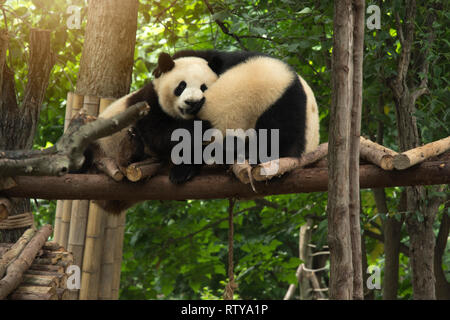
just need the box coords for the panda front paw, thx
[169,164,200,184]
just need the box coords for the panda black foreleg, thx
[169,163,201,184]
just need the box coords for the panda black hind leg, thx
[254,76,307,160]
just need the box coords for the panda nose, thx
[184,98,205,115]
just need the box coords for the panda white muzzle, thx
[180,97,205,116]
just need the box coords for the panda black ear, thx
[208,55,223,75]
[153,52,175,78]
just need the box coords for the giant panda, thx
[93,50,319,212]
[95,52,218,185]
[168,50,320,168]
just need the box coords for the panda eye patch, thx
[174,81,186,96]
[200,84,208,92]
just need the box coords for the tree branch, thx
[202,0,248,50]
[2,158,449,201]
[0,102,150,176]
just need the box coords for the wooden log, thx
[14,285,56,295]
[0,228,36,278]
[25,270,67,287]
[38,250,73,261]
[32,258,72,269]
[0,198,12,222]
[57,288,69,300]
[29,264,64,273]
[9,291,57,300]
[0,247,8,256]
[126,160,162,182]
[3,158,450,200]
[0,177,17,191]
[393,136,450,170]
[43,241,65,251]
[231,161,252,184]
[359,136,398,170]
[0,225,53,299]
[95,157,124,181]
[22,274,58,288]
[33,256,59,265]
[252,143,329,181]
[80,202,105,300]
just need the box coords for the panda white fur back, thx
[198,56,295,133]
[298,75,320,153]
[197,56,319,154]
[174,51,320,160]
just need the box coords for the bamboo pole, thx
[83,95,100,116]
[67,200,89,267]
[58,200,72,249]
[64,92,74,132]
[73,95,102,300]
[111,211,126,300]
[54,93,74,244]
[98,213,117,300]
[98,97,126,300]
[79,202,106,300]
[394,136,450,170]
[55,93,84,246]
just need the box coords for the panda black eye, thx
[174,81,186,96]
[200,84,208,92]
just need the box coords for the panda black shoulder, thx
[171,50,265,75]
[125,82,159,109]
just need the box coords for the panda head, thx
[152,53,218,120]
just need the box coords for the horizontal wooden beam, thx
[2,160,449,201]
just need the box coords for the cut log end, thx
[393,154,412,170]
[231,162,252,185]
[94,157,124,182]
[380,155,395,171]
[125,160,162,182]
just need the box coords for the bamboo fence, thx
[53,93,125,300]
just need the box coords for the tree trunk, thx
[73,0,139,300]
[382,191,405,300]
[327,0,354,300]
[349,0,365,300]
[388,0,443,300]
[76,0,138,98]
[434,203,450,300]
[0,29,54,242]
